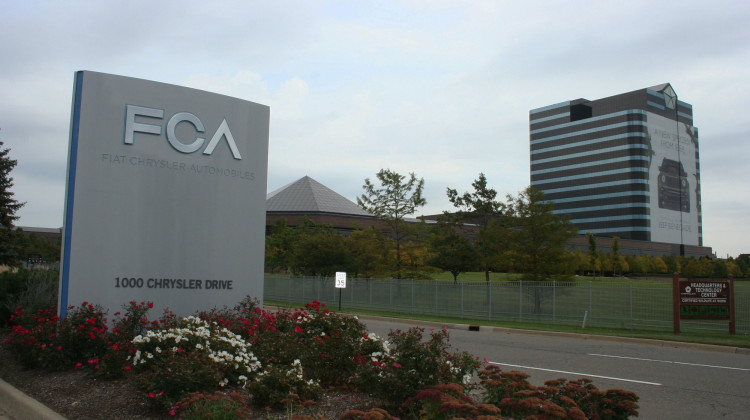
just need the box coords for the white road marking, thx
[488,361,662,386]
[588,353,750,371]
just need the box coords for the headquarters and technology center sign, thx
[60,71,269,318]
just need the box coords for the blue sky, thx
[1,0,749,257]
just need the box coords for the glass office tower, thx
[529,84,702,247]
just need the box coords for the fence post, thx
[553,281,556,324]
[411,279,414,314]
[389,279,393,312]
[629,281,633,330]
[461,281,464,319]
[488,281,492,321]
[672,272,680,335]
[588,280,592,327]
[519,280,523,322]
[434,279,438,316]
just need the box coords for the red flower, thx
[124,366,131,371]
[294,326,303,333]
[148,392,156,398]
[392,363,402,368]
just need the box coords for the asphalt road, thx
[361,317,750,419]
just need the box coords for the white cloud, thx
[3,0,750,257]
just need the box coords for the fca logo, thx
[124,105,242,160]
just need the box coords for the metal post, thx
[461,281,464,319]
[410,279,414,314]
[588,280,592,327]
[519,280,523,322]
[629,281,633,330]
[434,279,438,316]
[553,281,556,324]
[729,275,736,335]
[672,272,681,335]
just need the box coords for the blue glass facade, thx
[530,84,702,246]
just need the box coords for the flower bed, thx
[3,297,639,419]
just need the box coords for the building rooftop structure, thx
[265,176,382,233]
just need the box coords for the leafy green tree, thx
[345,226,390,278]
[14,229,61,264]
[507,186,577,313]
[446,173,506,282]
[610,236,621,276]
[293,219,350,277]
[357,169,426,279]
[587,233,598,277]
[428,222,480,283]
[265,219,300,273]
[727,260,743,278]
[709,259,728,278]
[650,256,668,274]
[0,140,25,266]
[681,258,701,277]
[661,255,679,274]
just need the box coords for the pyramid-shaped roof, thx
[267,176,373,217]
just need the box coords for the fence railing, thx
[264,276,749,335]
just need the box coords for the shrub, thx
[174,391,253,419]
[246,359,322,408]
[130,316,262,409]
[3,305,60,369]
[353,327,481,410]
[402,383,503,420]
[293,301,385,387]
[55,302,109,369]
[479,365,639,419]
[0,268,58,326]
[339,407,399,420]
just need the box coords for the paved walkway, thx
[0,378,65,420]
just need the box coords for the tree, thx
[293,218,350,277]
[428,222,480,283]
[507,186,577,313]
[357,169,426,279]
[587,233,598,278]
[610,236,621,276]
[345,226,390,278]
[264,219,300,273]
[446,173,506,282]
[0,139,25,266]
[14,229,61,264]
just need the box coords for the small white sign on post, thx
[335,272,347,288]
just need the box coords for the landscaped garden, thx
[2,293,640,419]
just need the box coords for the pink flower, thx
[74,362,83,369]
[392,363,402,368]
[124,366,131,371]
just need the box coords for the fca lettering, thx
[124,105,242,160]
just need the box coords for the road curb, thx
[344,311,749,354]
[0,378,66,420]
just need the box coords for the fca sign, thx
[124,105,242,160]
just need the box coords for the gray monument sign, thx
[60,71,269,318]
